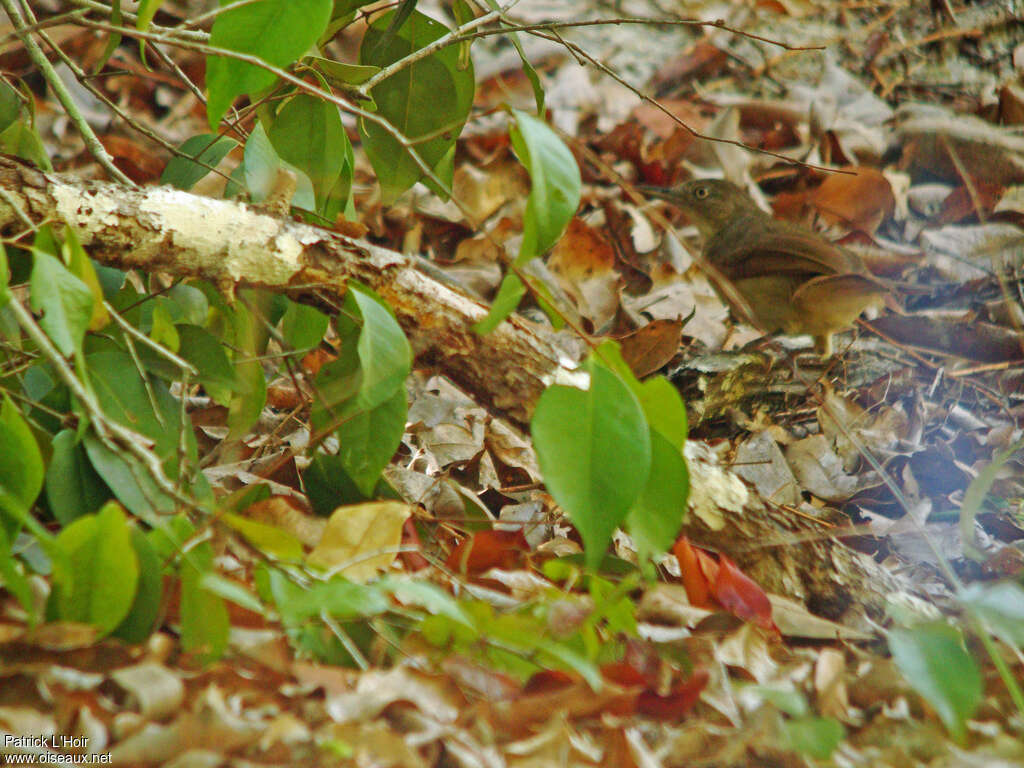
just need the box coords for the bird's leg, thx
[813,333,834,357]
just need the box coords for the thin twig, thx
[357,1,521,97]
[75,18,484,231]
[525,28,851,175]
[2,0,134,185]
[66,0,209,42]
[6,287,199,518]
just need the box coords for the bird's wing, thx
[706,218,862,279]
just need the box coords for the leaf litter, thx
[3,0,1024,765]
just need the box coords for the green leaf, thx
[335,387,406,497]
[960,581,1024,646]
[136,0,164,31]
[0,115,50,170]
[272,573,389,625]
[222,512,304,561]
[52,502,139,635]
[308,285,409,497]
[176,324,239,406]
[635,377,688,449]
[149,301,179,353]
[304,453,376,513]
[242,122,316,210]
[0,526,36,622]
[366,0,418,58]
[86,342,196,465]
[473,272,526,335]
[381,577,474,628]
[319,0,365,45]
[279,299,329,354]
[225,300,268,440]
[206,0,333,128]
[82,433,176,518]
[307,57,380,88]
[46,429,110,524]
[311,341,362,431]
[889,622,982,743]
[161,134,237,191]
[61,227,107,331]
[200,571,264,614]
[358,9,475,203]
[532,363,651,569]
[743,684,810,717]
[180,542,229,661]
[781,717,845,760]
[94,0,123,74]
[509,109,580,264]
[625,430,688,562]
[267,94,351,216]
[0,394,44,519]
[30,251,94,357]
[0,78,24,132]
[348,284,411,409]
[959,437,1024,561]
[112,526,163,643]
[0,243,10,306]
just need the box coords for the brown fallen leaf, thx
[618,319,684,378]
[547,218,621,332]
[808,166,895,233]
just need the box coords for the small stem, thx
[1,0,134,185]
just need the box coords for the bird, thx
[639,179,891,356]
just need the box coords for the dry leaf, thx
[547,218,621,332]
[809,166,895,233]
[307,501,412,582]
[618,319,684,378]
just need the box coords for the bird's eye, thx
[694,186,709,199]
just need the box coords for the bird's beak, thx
[635,184,679,204]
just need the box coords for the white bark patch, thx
[52,182,120,241]
[138,188,322,283]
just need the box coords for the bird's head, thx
[638,179,759,239]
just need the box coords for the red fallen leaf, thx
[713,554,777,632]
[547,218,621,331]
[400,518,430,572]
[601,661,650,688]
[673,537,777,631]
[672,536,714,608]
[632,99,708,141]
[301,346,334,376]
[522,668,576,694]
[445,528,530,575]
[636,667,709,720]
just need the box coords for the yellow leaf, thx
[307,501,411,583]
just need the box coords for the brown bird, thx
[641,179,890,355]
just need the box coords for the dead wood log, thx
[0,157,916,626]
[0,156,574,426]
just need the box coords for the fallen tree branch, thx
[0,156,576,426]
[0,157,918,625]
